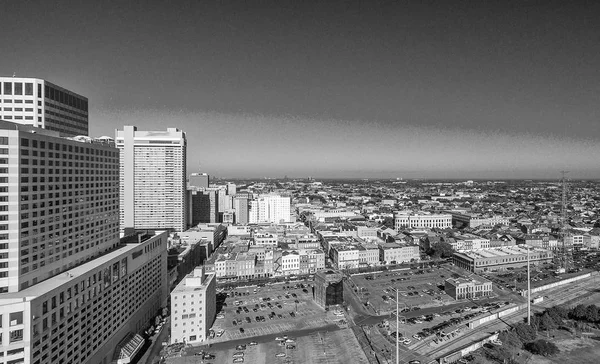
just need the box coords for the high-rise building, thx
[189,172,209,189]
[248,195,291,224]
[232,196,249,224]
[116,126,187,232]
[226,182,236,195]
[0,120,168,364]
[188,188,219,226]
[0,120,119,293]
[170,266,216,344]
[0,230,169,364]
[0,77,89,136]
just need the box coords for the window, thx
[3,82,12,95]
[25,83,33,95]
[14,83,23,95]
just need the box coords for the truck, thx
[532,297,544,304]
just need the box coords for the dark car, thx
[239,327,245,333]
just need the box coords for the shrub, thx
[525,339,559,356]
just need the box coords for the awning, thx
[112,333,145,364]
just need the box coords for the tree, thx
[499,330,523,349]
[546,306,568,323]
[585,305,600,322]
[539,312,558,331]
[513,322,537,342]
[525,340,559,356]
[428,242,455,259]
[570,304,588,320]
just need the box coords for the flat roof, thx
[456,246,551,260]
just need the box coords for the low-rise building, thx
[452,246,553,272]
[445,275,493,300]
[393,211,452,231]
[378,242,420,264]
[314,270,344,309]
[170,266,216,344]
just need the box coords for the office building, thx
[248,194,291,224]
[0,230,168,364]
[188,188,219,225]
[0,77,88,136]
[0,120,119,293]
[313,270,344,309]
[189,172,209,189]
[170,266,216,344]
[452,246,553,272]
[445,274,493,300]
[378,242,420,265]
[116,126,187,232]
[226,182,236,196]
[232,196,249,224]
[393,211,452,231]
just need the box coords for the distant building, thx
[116,126,187,232]
[452,246,553,272]
[445,275,493,300]
[233,196,249,224]
[170,266,216,344]
[189,172,209,189]
[0,76,89,136]
[314,270,344,309]
[393,212,452,231]
[378,242,420,264]
[188,188,219,225]
[446,210,510,228]
[248,194,291,224]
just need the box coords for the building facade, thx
[0,121,120,293]
[313,270,344,309]
[248,195,291,224]
[0,230,168,364]
[444,275,493,300]
[393,212,452,231]
[170,266,216,344]
[116,126,187,232]
[0,77,88,137]
[452,246,553,272]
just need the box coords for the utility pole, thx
[527,246,531,325]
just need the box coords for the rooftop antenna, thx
[12,72,16,77]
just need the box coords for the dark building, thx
[314,270,344,309]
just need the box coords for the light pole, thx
[396,289,399,364]
[527,245,531,325]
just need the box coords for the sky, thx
[1,0,599,179]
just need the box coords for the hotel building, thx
[116,126,187,232]
[0,77,88,137]
[0,120,119,293]
[0,230,168,364]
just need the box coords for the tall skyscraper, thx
[0,120,119,293]
[0,121,169,364]
[116,126,187,232]
[0,77,89,136]
[226,182,236,195]
[189,172,209,189]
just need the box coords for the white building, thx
[0,120,120,293]
[330,245,361,270]
[116,126,187,232]
[393,212,452,231]
[170,266,216,344]
[453,235,491,251]
[248,195,291,224]
[0,77,88,136]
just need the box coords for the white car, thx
[276,353,287,358]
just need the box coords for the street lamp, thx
[387,288,402,364]
[527,245,531,326]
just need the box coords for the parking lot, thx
[171,328,368,364]
[349,266,460,314]
[208,280,339,343]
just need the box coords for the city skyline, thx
[2,1,599,178]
